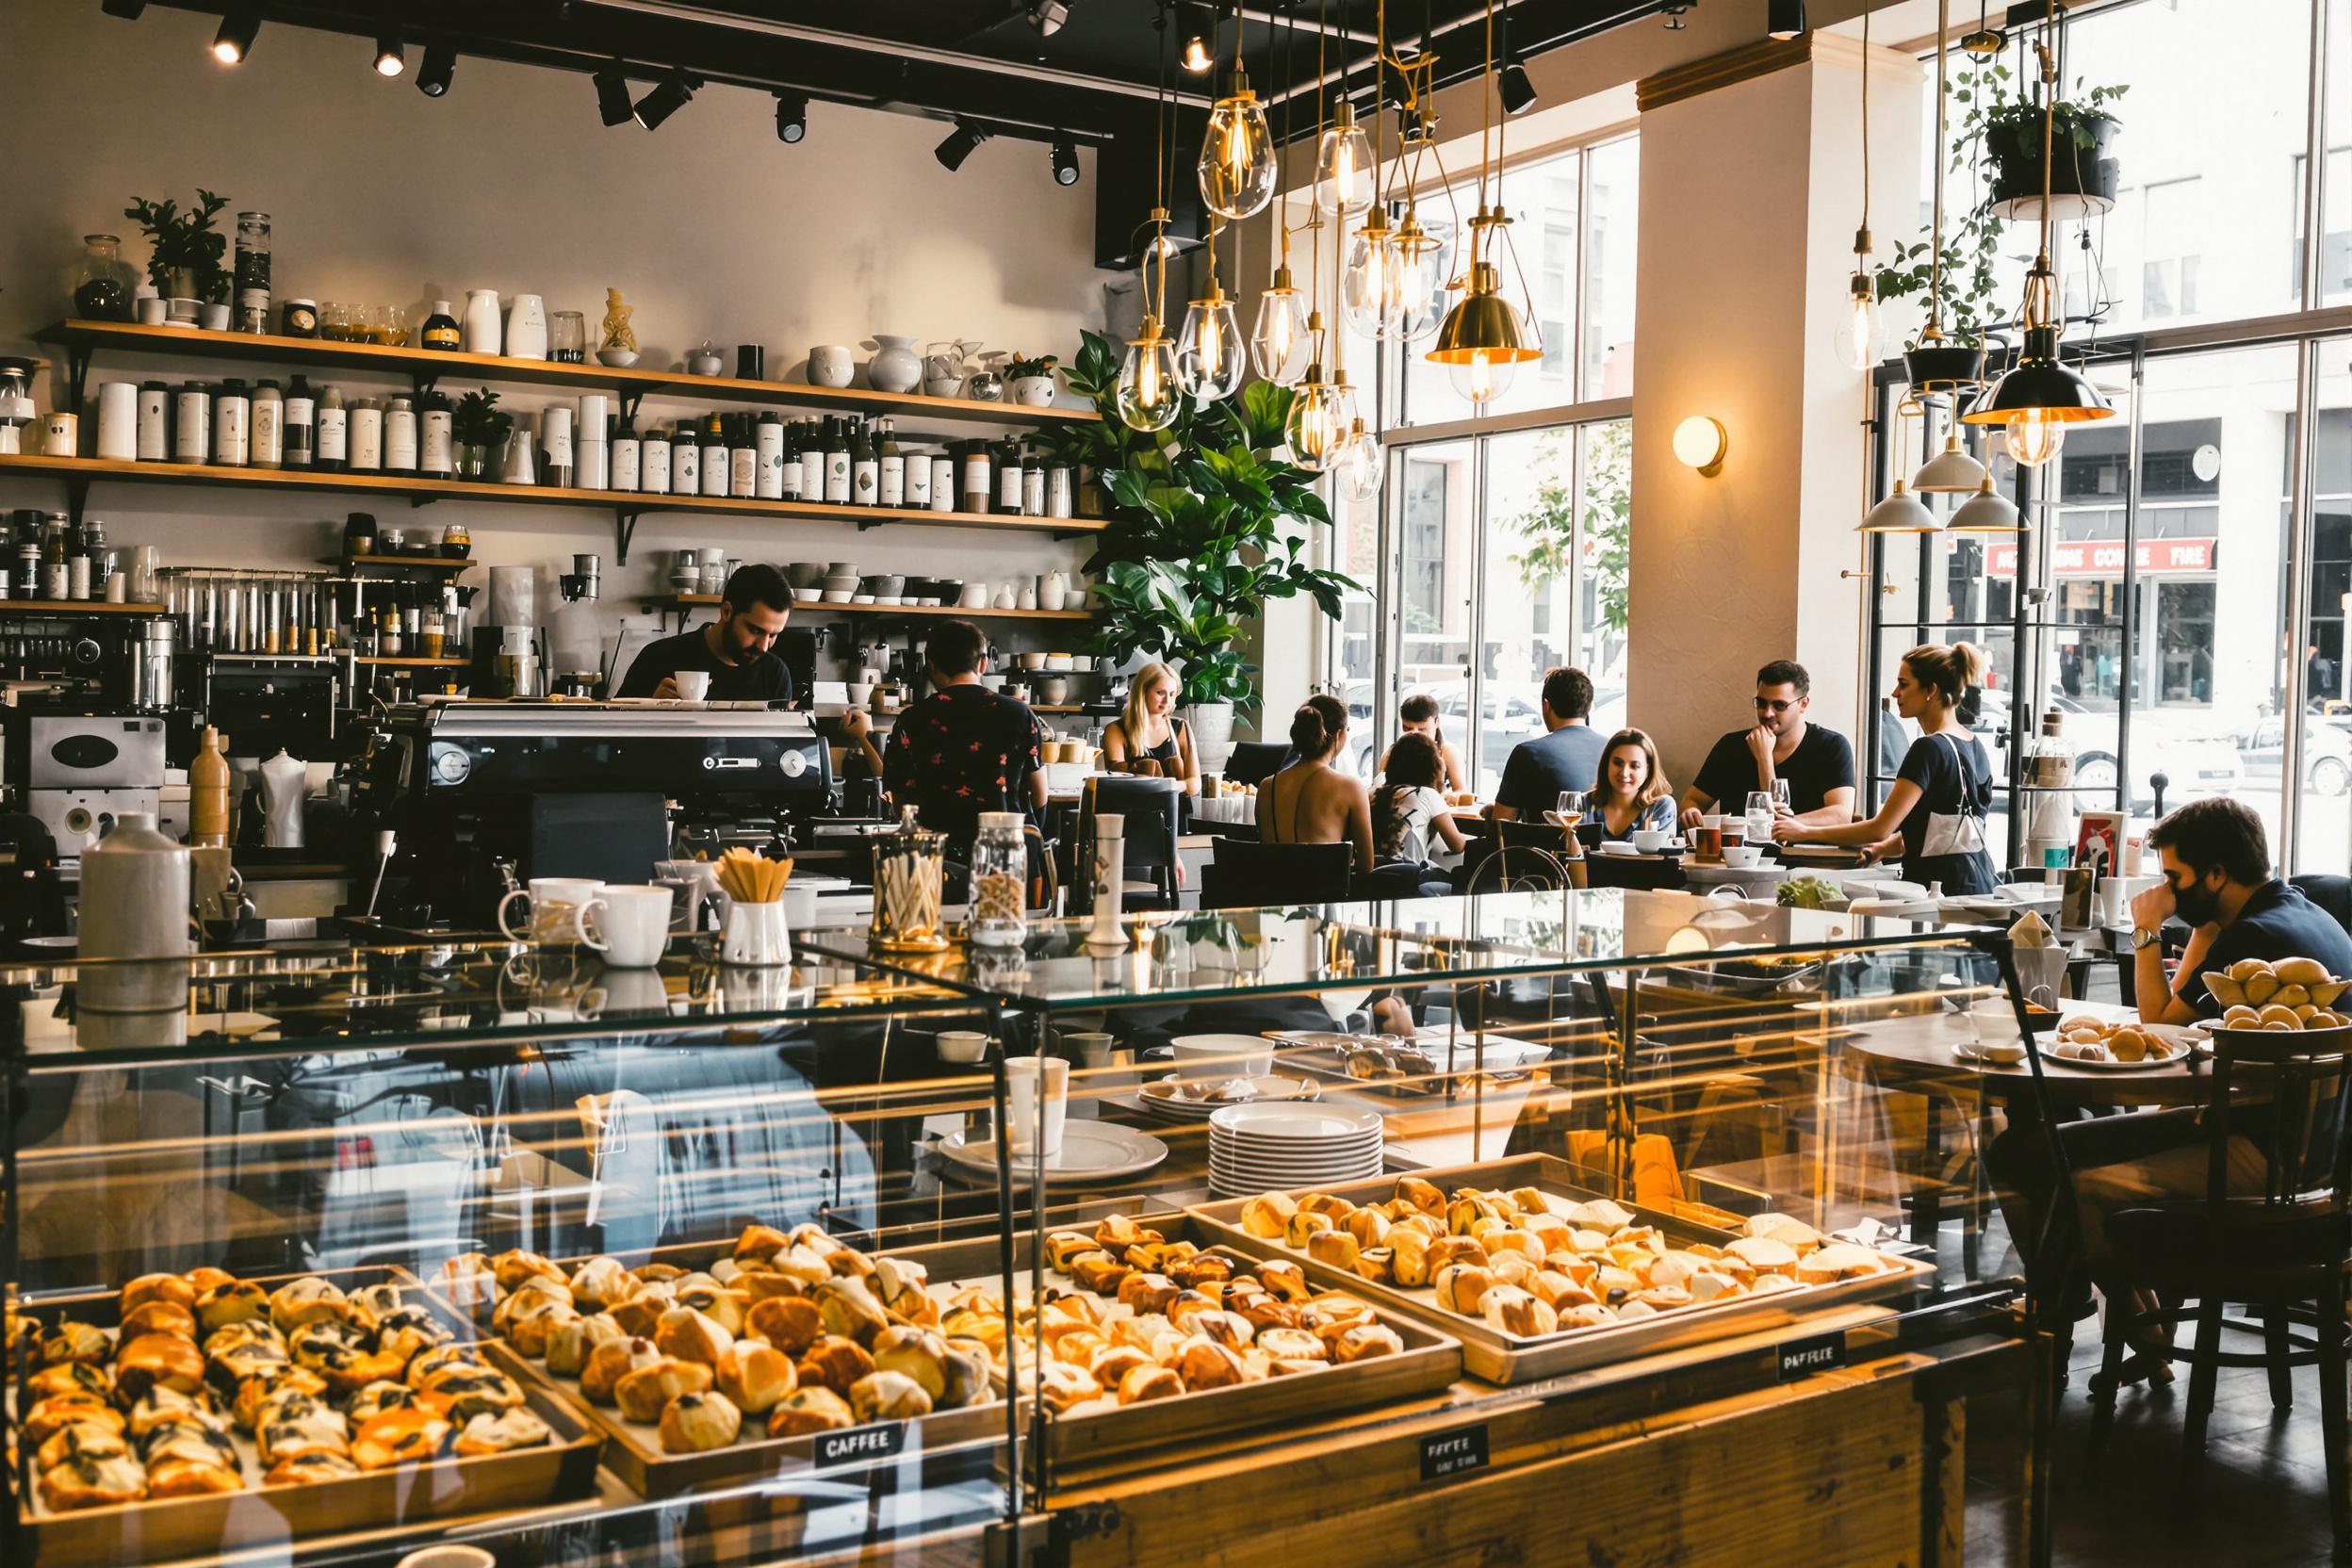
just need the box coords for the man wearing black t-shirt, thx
[2132,795,2352,1024]
[615,564,795,703]
[841,619,1044,853]
[1677,659,1855,827]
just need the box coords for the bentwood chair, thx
[2090,1024,2352,1554]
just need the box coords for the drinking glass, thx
[375,304,408,347]
[1746,790,1777,845]
[318,302,350,341]
[549,311,587,364]
[1772,778,1792,812]
[1555,790,1586,826]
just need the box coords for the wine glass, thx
[1746,790,1777,845]
[1555,790,1586,827]
[1772,778,1792,812]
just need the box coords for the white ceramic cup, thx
[598,886,676,968]
[1062,1031,1115,1069]
[1631,826,1671,854]
[1969,997,2023,1047]
[721,899,790,967]
[808,346,855,387]
[673,670,711,702]
[1004,1054,1069,1160]
[937,1029,989,1064]
[498,878,608,948]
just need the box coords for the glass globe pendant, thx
[1427,205,1541,405]
[1175,286,1247,403]
[1389,207,1449,341]
[1833,264,1883,371]
[1339,205,1397,337]
[1198,67,1278,220]
[2003,407,2066,467]
[1314,101,1373,218]
[1284,345,1355,472]
[1250,263,1310,385]
[1117,316,1183,432]
[1335,416,1383,502]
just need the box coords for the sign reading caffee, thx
[815,1421,907,1467]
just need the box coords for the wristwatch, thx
[2131,926,2162,951]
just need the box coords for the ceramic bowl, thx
[1044,652,1074,670]
[785,563,825,589]
[597,348,640,368]
[865,574,906,599]
[931,579,963,605]
[1631,827,1673,854]
[823,589,854,603]
[826,561,858,577]
[1040,678,1070,704]
[1017,651,1049,670]
[793,587,822,602]
[1721,845,1764,869]
[687,351,725,377]
[852,593,875,604]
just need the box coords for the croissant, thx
[1239,1193,1298,1238]
[1116,1364,1183,1404]
[1393,1176,1446,1215]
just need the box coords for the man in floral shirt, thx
[842,619,1044,854]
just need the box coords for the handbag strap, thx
[1935,731,1980,820]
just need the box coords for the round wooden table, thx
[1841,1002,2211,1109]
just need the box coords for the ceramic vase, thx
[865,335,922,394]
[463,288,502,355]
[506,293,548,360]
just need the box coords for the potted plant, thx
[1045,330,1357,771]
[1004,351,1060,408]
[1875,59,2010,386]
[451,387,513,481]
[1968,66,2125,221]
[124,189,231,325]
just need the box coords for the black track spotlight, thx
[935,121,990,172]
[1028,0,1070,35]
[1498,49,1536,115]
[1050,135,1080,186]
[632,68,695,130]
[1179,4,1215,72]
[416,42,454,96]
[101,0,147,18]
[594,63,633,126]
[775,90,808,143]
[211,8,258,64]
[373,32,404,77]
[1766,0,1807,40]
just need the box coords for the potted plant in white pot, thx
[125,188,231,326]
[450,387,513,481]
[1004,351,1060,408]
[1045,331,1356,772]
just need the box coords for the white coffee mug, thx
[808,346,854,387]
[498,877,609,948]
[1004,1054,1069,1161]
[597,886,676,968]
[673,670,711,701]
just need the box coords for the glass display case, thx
[5,891,2049,1568]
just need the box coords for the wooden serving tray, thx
[10,1266,603,1568]
[1187,1155,1936,1386]
[1021,1215,1461,1472]
[460,1235,1015,1499]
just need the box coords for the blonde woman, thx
[1102,662,1199,789]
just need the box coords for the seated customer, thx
[1382,693,1468,793]
[841,619,1044,855]
[1489,666,1605,822]
[1778,644,1999,895]
[1102,661,1199,789]
[1581,729,1677,848]
[1371,733,1467,873]
[2129,795,2352,1024]
[1259,694,1375,874]
[1676,659,1855,827]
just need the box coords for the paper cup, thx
[1004,1054,1069,1159]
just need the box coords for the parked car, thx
[1965,690,2245,809]
[2238,712,2352,797]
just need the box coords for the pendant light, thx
[1315,101,1373,217]
[1119,24,1184,432]
[1199,12,1277,221]
[1176,226,1248,403]
[1285,3,1352,468]
[1946,471,2023,532]
[1335,416,1383,501]
[1831,4,1882,371]
[1426,0,1543,404]
[1250,7,1311,385]
[1859,399,1942,533]
[1908,0,1988,494]
[1914,429,1989,492]
[1960,6,2114,465]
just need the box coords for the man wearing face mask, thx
[2130,796,2352,1025]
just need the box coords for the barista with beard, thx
[616,564,795,702]
[2131,796,2352,1024]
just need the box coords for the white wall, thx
[0,4,1108,678]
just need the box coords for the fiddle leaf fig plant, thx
[1045,331,1356,715]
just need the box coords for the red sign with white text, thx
[1984,537,2217,577]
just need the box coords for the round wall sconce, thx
[1673,415,1727,478]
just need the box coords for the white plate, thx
[1209,1153,1384,1177]
[1208,1104,1383,1140]
[934,1122,1168,1184]
[1138,1074,1320,1119]
[2031,1027,2197,1071]
[1210,1134,1384,1159]
[1209,1161,1385,1184]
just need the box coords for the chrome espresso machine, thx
[352,700,834,930]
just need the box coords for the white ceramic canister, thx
[94,382,139,461]
[462,288,502,355]
[506,293,548,360]
[79,811,190,961]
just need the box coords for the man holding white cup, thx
[615,564,795,703]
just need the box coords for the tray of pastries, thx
[1187,1155,1934,1384]
[433,1234,1010,1497]
[1021,1210,1460,1470]
[5,1265,601,1568]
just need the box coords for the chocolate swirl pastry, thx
[194,1280,270,1333]
[344,1380,421,1423]
[263,1448,361,1486]
[455,1407,553,1455]
[267,1277,350,1332]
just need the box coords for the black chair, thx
[2293,874,2352,938]
[2089,1024,2352,1551]
[1202,840,1352,908]
[1077,775,1184,910]
[1461,842,1575,894]
[1222,742,1291,789]
[1582,852,1688,891]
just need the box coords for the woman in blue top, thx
[1777,644,2000,894]
[1577,729,1679,848]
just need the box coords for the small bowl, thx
[826,561,858,577]
[1044,653,1074,670]
[597,348,641,368]
[1721,845,1763,869]
[687,351,725,376]
[794,587,822,602]
[823,589,854,603]
[865,574,906,598]
[1170,1034,1274,1080]
[1017,651,1048,670]
[1631,827,1672,854]
[936,1030,989,1064]
[785,563,825,589]
[932,579,962,605]
[847,682,874,705]
[1978,1040,2027,1066]
[852,593,875,604]
[924,376,965,400]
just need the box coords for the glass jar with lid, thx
[969,812,1028,948]
[74,234,136,320]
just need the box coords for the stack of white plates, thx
[1206,1103,1383,1200]
[1135,1073,1320,1124]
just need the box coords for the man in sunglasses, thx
[1677,659,1856,828]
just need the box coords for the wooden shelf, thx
[661,594,1094,623]
[0,598,166,616]
[356,654,466,666]
[332,553,475,574]
[0,453,1104,559]
[36,319,1098,430]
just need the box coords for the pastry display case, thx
[5,891,2050,1567]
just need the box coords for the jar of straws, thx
[870,808,949,952]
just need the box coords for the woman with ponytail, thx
[1258,693,1376,874]
[1780,643,2000,893]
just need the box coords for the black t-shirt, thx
[1691,724,1856,816]
[2179,880,2352,1014]
[615,628,794,703]
[1494,726,1606,818]
[1893,730,1996,889]
[881,684,1044,850]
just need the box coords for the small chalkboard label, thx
[1778,1331,1848,1382]
[814,1421,906,1466]
[1419,1423,1491,1480]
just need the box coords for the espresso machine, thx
[8,705,168,861]
[352,699,834,929]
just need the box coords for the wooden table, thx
[1842,999,2210,1110]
